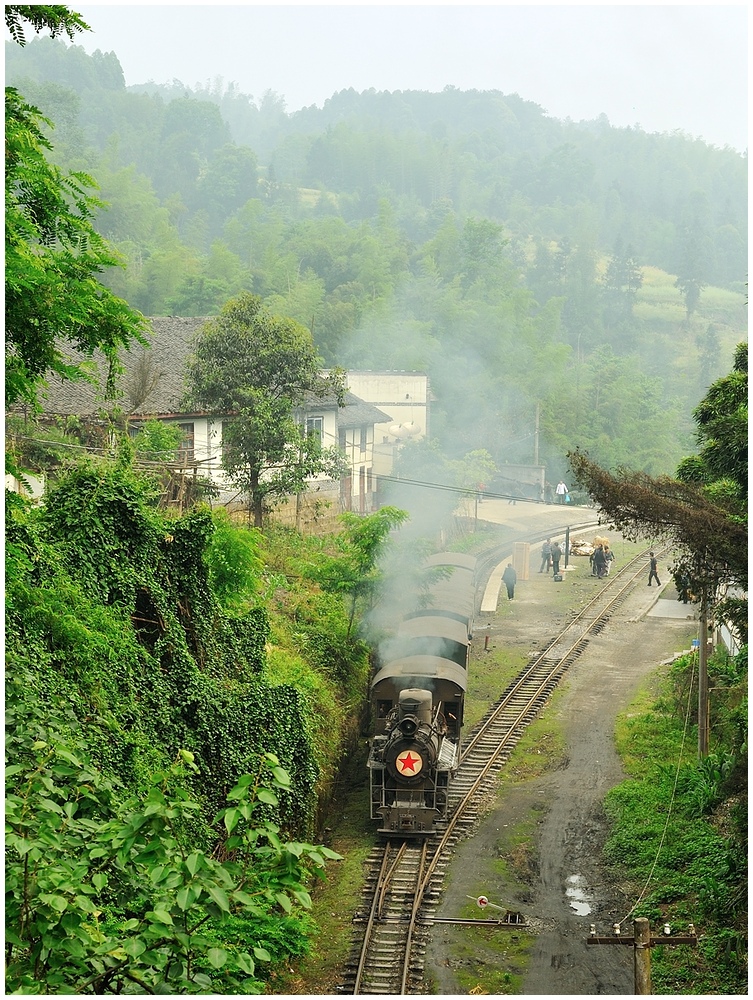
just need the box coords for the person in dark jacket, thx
[592,544,607,579]
[647,552,661,587]
[502,563,517,600]
[550,541,562,576]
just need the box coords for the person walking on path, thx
[603,545,615,575]
[550,541,562,576]
[555,480,568,504]
[647,552,661,587]
[539,538,552,574]
[502,563,517,600]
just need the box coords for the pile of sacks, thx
[569,534,610,557]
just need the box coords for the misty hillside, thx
[6,36,748,477]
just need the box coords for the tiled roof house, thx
[37,316,391,517]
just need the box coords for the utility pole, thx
[634,917,652,995]
[534,402,540,466]
[587,918,697,994]
[698,587,710,757]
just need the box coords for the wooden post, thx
[634,917,652,995]
[587,921,697,994]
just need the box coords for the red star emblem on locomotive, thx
[396,750,422,774]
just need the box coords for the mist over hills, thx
[6,36,748,478]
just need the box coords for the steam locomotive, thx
[367,553,477,837]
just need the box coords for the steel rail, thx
[399,839,429,994]
[352,844,396,995]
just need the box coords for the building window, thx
[359,426,367,452]
[177,422,195,463]
[306,416,323,443]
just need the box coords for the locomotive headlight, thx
[399,716,418,736]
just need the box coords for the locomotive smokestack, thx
[398,688,432,723]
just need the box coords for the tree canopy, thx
[569,342,748,642]
[4,5,147,416]
[5,22,747,481]
[184,291,346,526]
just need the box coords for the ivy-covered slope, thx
[5,455,366,838]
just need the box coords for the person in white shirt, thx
[555,480,568,504]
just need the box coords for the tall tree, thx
[5,5,147,416]
[602,237,643,325]
[184,292,346,527]
[674,191,713,319]
[569,343,747,643]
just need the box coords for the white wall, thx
[5,472,45,499]
[346,372,429,476]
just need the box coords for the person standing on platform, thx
[550,541,562,576]
[539,538,552,573]
[502,563,517,600]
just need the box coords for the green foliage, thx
[604,651,748,994]
[5,413,80,474]
[184,292,347,527]
[133,419,184,462]
[306,507,409,636]
[5,4,89,46]
[204,509,263,611]
[7,457,320,830]
[681,341,747,505]
[5,84,147,413]
[5,676,341,995]
[5,453,376,991]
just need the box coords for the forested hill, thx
[6,36,748,477]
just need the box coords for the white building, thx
[35,317,391,518]
[345,371,430,477]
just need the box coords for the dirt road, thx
[425,537,698,995]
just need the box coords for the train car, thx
[367,553,477,837]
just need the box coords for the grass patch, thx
[451,930,533,995]
[603,656,747,995]
[465,643,529,730]
[498,689,568,787]
[272,748,377,994]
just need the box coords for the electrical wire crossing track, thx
[338,546,665,995]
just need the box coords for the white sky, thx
[54,4,749,152]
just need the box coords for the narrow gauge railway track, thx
[447,546,667,832]
[345,841,431,995]
[339,547,661,995]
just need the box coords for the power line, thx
[377,474,545,504]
